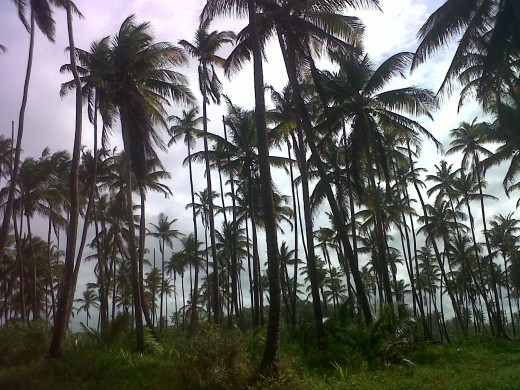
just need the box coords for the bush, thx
[0,320,51,366]
[170,324,254,389]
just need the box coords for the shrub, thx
[0,320,51,366]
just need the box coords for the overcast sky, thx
[0,1,515,323]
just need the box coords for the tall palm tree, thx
[168,107,203,330]
[49,0,88,358]
[148,213,182,330]
[1,0,59,306]
[488,213,520,337]
[75,289,99,328]
[179,17,235,325]
[89,15,193,349]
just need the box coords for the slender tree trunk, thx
[201,69,220,325]
[13,212,26,323]
[138,187,156,335]
[187,142,200,334]
[46,216,56,319]
[49,2,84,358]
[276,33,325,346]
[159,243,165,330]
[278,31,373,326]
[120,111,144,351]
[246,0,281,371]
[0,13,35,280]
[407,144,467,338]
[287,140,299,326]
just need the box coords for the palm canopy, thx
[148,213,182,253]
[178,17,235,104]
[81,15,195,182]
[208,0,377,78]
[412,0,520,98]
[60,36,116,131]
[321,52,439,188]
[481,91,520,194]
[446,118,493,173]
[168,107,203,149]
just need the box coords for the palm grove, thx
[0,0,519,372]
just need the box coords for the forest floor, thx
[1,323,520,389]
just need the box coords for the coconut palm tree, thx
[412,0,520,101]
[148,213,182,330]
[75,289,99,328]
[488,213,520,336]
[1,0,59,308]
[86,14,193,349]
[178,17,235,325]
[168,107,204,330]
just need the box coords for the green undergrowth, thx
[1,322,520,390]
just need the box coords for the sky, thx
[0,0,515,324]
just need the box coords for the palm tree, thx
[448,120,499,313]
[75,289,99,328]
[144,267,161,325]
[168,107,203,330]
[167,234,203,328]
[1,0,59,310]
[488,213,520,337]
[90,15,193,349]
[412,0,520,101]
[179,17,235,325]
[148,213,182,330]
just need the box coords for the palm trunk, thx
[13,211,26,323]
[187,142,200,334]
[201,68,220,325]
[287,140,298,326]
[139,187,156,335]
[277,32,325,345]
[159,244,165,329]
[407,143,467,338]
[120,110,144,350]
[247,0,282,372]
[0,13,35,281]
[278,31,372,326]
[49,2,83,358]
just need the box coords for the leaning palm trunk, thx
[407,143,467,338]
[475,164,504,335]
[49,1,83,358]
[0,14,35,279]
[278,31,373,327]
[276,41,325,344]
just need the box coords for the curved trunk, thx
[49,2,84,358]
[407,143,467,338]
[277,31,325,346]
[0,14,35,273]
[287,140,298,325]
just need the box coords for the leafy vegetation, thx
[0,0,519,382]
[1,321,520,389]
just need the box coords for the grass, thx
[1,325,520,390]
